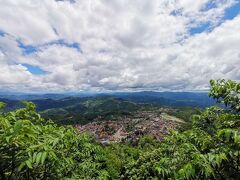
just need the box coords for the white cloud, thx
[0,0,239,92]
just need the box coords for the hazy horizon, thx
[0,89,210,95]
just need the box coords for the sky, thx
[0,0,239,92]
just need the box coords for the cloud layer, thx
[0,0,239,92]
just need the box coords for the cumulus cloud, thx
[0,0,239,92]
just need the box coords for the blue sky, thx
[19,39,82,75]
[22,64,46,75]
[22,0,240,75]
[190,1,240,35]
[0,0,239,92]
[224,1,240,19]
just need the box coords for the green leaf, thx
[18,162,26,171]
[32,152,37,162]
[36,152,42,165]
[6,136,11,143]
[25,160,33,169]
[41,152,47,164]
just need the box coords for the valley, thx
[1,80,239,179]
[76,110,183,144]
[0,93,201,144]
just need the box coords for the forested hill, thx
[110,91,215,107]
[0,91,215,109]
[0,92,215,125]
[1,79,240,179]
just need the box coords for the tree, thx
[123,79,240,179]
[0,102,109,179]
[209,79,240,112]
[1,79,239,179]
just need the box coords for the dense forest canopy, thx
[0,79,240,179]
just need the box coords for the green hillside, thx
[40,97,140,125]
[1,79,240,179]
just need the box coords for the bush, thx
[0,102,109,179]
[123,79,240,179]
[1,79,239,179]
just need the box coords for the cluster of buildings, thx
[76,110,180,144]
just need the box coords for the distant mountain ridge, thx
[108,91,215,107]
[0,92,216,125]
[0,91,215,109]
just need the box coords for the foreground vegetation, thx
[0,79,240,179]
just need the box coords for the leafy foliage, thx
[0,102,109,179]
[40,97,140,125]
[123,79,240,179]
[0,79,239,179]
[210,79,240,112]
